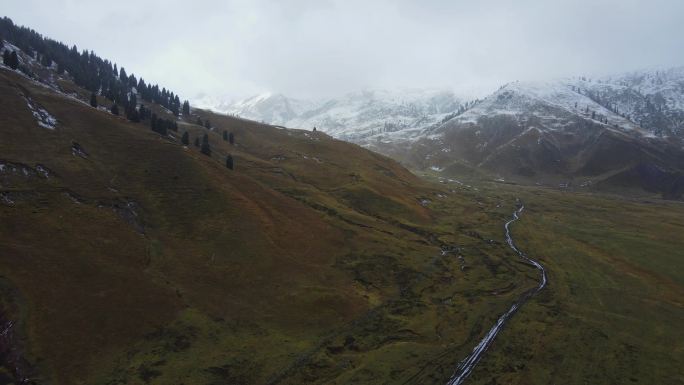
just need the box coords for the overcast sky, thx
[4,0,684,102]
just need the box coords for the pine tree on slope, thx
[201,133,211,156]
[9,51,18,70]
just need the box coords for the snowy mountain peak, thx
[208,88,467,142]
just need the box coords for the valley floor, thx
[438,180,684,385]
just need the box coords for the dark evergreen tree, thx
[0,17,191,130]
[200,133,211,155]
[40,53,52,67]
[229,132,234,145]
[90,92,97,108]
[204,119,211,129]
[194,137,200,147]
[127,107,140,123]
[196,117,203,126]
[139,104,147,120]
[110,103,119,115]
[226,154,234,170]
[9,50,19,69]
[182,100,190,115]
[222,131,228,141]
[158,119,167,135]
[591,111,596,119]
[181,131,189,145]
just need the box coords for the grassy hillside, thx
[0,66,538,385]
[1,57,684,385]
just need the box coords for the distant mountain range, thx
[198,88,472,143]
[205,68,684,198]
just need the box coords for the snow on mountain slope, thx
[386,72,684,199]
[212,88,467,143]
[440,79,649,137]
[288,88,462,140]
[208,67,684,146]
[569,67,684,137]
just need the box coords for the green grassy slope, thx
[2,63,684,385]
[0,67,536,385]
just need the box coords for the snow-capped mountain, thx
[570,67,684,137]
[371,69,684,199]
[197,68,684,199]
[214,88,468,143]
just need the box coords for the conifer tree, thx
[182,100,190,115]
[222,131,228,141]
[204,119,211,129]
[194,137,200,147]
[201,133,211,155]
[110,103,119,115]
[127,108,140,123]
[226,154,234,170]
[181,131,189,145]
[8,51,19,70]
[158,119,167,135]
[2,50,10,66]
[90,92,98,108]
[229,132,234,145]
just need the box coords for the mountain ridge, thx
[210,68,684,199]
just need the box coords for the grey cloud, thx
[4,0,683,101]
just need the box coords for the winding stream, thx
[446,204,548,385]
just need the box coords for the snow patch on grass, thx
[23,95,57,129]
